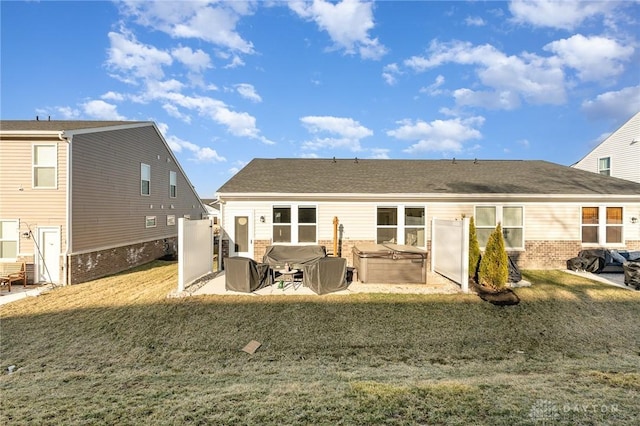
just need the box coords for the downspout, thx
[60,131,71,285]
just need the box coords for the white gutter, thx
[60,131,71,286]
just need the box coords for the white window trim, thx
[598,157,611,176]
[581,206,624,247]
[169,171,177,198]
[0,219,20,260]
[271,204,318,244]
[145,216,157,228]
[375,204,427,248]
[474,205,525,250]
[32,143,58,189]
[141,163,151,196]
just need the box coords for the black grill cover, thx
[225,257,271,293]
[508,256,522,283]
[623,262,640,289]
[303,257,347,295]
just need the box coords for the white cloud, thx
[81,100,125,120]
[119,0,255,53]
[224,55,246,69]
[101,91,125,101]
[382,63,401,85]
[171,46,212,73]
[158,123,226,163]
[582,85,640,121]
[300,115,373,151]
[369,148,390,159]
[162,103,192,124]
[404,40,566,109]
[508,0,616,30]
[387,116,484,153]
[235,83,262,103]
[106,30,173,82]
[465,16,486,27]
[290,0,387,60]
[544,34,634,82]
[419,75,446,96]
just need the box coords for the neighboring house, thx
[0,120,206,285]
[215,158,640,270]
[201,198,221,236]
[572,112,640,183]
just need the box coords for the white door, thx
[231,212,253,258]
[37,227,60,283]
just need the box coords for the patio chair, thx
[303,257,348,295]
[225,257,271,293]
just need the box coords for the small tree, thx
[478,222,508,289]
[468,216,481,282]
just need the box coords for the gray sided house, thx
[216,158,640,271]
[0,120,206,285]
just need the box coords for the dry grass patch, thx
[1,264,639,424]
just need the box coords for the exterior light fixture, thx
[632,217,638,224]
[260,216,266,223]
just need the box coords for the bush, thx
[468,216,481,282]
[479,223,509,289]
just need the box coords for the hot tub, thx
[353,244,427,284]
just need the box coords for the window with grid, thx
[169,171,177,198]
[141,163,150,195]
[606,207,623,244]
[33,145,57,188]
[598,157,611,176]
[0,220,19,259]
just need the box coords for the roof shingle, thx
[217,158,640,196]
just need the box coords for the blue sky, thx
[2,1,639,198]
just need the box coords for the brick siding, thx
[67,237,177,284]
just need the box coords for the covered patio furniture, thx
[262,245,327,269]
[225,257,271,293]
[303,257,348,295]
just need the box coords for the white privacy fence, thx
[178,218,213,292]
[431,218,470,293]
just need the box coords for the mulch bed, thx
[470,279,520,306]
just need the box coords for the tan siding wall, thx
[0,137,68,264]
[70,126,205,253]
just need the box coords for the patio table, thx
[277,269,301,290]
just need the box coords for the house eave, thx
[216,192,640,203]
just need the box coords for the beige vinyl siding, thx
[0,138,67,257]
[70,125,204,253]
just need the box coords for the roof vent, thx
[474,158,478,164]
[452,157,456,164]
[332,156,337,163]
[354,157,359,163]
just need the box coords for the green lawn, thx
[1,261,639,425]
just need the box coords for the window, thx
[273,207,291,243]
[167,215,176,226]
[0,220,19,259]
[169,171,177,198]
[598,157,611,176]
[377,207,397,243]
[404,207,425,246]
[145,216,157,228]
[475,206,524,249]
[141,163,150,195]
[33,144,57,188]
[582,206,623,245]
[376,206,426,246]
[272,205,317,243]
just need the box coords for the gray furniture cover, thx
[225,257,271,293]
[262,245,327,269]
[303,257,348,295]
